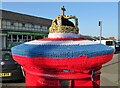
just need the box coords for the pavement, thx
[100,53,119,87]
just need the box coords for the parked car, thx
[0,49,24,81]
[114,41,120,52]
[95,40,115,49]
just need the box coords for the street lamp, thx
[98,21,102,44]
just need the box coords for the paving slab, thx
[100,54,119,87]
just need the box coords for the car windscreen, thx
[117,42,120,46]
[106,41,113,46]
[0,49,12,60]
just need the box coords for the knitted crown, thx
[49,6,79,34]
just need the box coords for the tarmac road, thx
[1,53,120,88]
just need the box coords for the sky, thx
[1,2,118,39]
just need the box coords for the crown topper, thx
[61,6,66,16]
[49,6,79,34]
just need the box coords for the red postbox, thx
[11,6,114,88]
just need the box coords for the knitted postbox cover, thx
[11,6,114,88]
[11,38,114,87]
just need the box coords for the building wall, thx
[0,19,1,29]
[1,19,49,33]
[0,10,52,49]
[0,36,2,48]
[0,19,3,49]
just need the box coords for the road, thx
[1,53,119,88]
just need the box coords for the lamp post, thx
[99,21,102,44]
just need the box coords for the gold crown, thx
[49,6,79,34]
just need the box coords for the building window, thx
[1,35,7,48]
[6,21,11,26]
[2,20,7,26]
[18,23,22,27]
[23,35,27,42]
[11,22,14,26]
[18,35,23,42]
[25,24,29,28]
[31,24,34,28]
[14,22,19,26]
[34,25,37,29]
[23,27,25,30]
[28,24,32,28]
[13,35,17,42]
[28,36,31,41]
[6,26,11,29]
[3,25,7,29]
[11,26,14,30]
[0,36,2,48]
[22,23,25,27]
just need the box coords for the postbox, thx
[11,6,114,88]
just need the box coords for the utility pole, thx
[98,21,102,44]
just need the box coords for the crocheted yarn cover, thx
[12,39,113,59]
[11,38,114,87]
[11,6,114,87]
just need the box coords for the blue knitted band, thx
[11,44,114,58]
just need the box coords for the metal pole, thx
[99,21,102,44]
